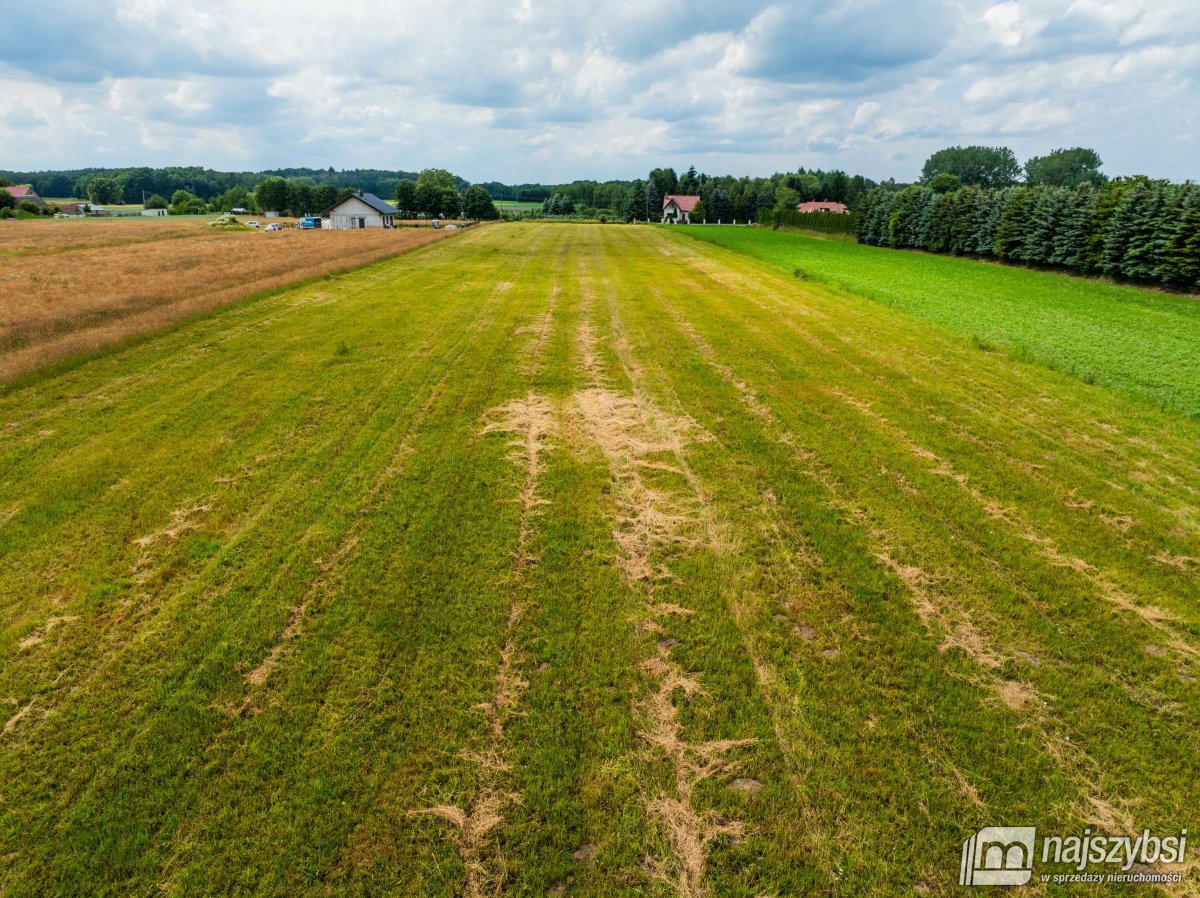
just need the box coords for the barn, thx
[322,192,398,230]
[662,195,701,223]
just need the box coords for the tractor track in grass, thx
[0,267,514,742]
[568,266,756,897]
[5,224,1200,896]
[413,273,562,896]
[827,386,1200,668]
[654,279,1157,846]
[658,235,1200,550]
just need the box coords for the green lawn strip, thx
[663,234,1199,705]
[656,230,1200,621]
[499,432,660,897]
[598,227,1083,893]
[634,232,1199,843]
[661,227,1200,523]
[117,224,559,896]
[485,228,659,896]
[664,226,1200,498]
[0,253,486,714]
[0,228,549,895]
[0,234,490,613]
[672,226,1200,418]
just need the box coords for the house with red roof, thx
[662,194,700,223]
[4,185,47,211]
[795,201,850,214]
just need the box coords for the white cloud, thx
[0,0,1197,182]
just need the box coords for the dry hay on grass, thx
[0,222,453,382]
[639,645,755,898]
[874,552,1041,712]
[832,388,1199,664]
[3,698,35,736]
[514,283,560,375]
[481,393,557,535]
[18,614,77,651]
[131,503,212,573]
[411,394,555,896]
[411,789,513,898]
[571,388,715,583]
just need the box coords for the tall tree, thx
[711,188,733,223]
[394,180,417,217]
[1159,184,1200,291]
[648,167,678,200]
[678,165,699,195]
[1024,147,1105,188]
[993,187,1036,260]
[254,177,289,215]
[460,185,499,220]
[625,180,647,222]
[922,146,1021,188]
[87,177,122,204]
[1049,186,1095,268]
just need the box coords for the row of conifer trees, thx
[857,179,1200,291]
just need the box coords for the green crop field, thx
[672,226,1200,418]
[494,200,545,211]
[2,223,1198,896]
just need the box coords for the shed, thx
[322,192,398,230]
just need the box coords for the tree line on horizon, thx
[857,147,1200,291]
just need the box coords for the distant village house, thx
[662,195,701,223]
[4,185,47,210]
[795,201,850,214]
[322,192,398,229]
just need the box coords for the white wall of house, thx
[662,201,690,223]
[326,196,394,230]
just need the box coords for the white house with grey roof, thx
[321,192,398,229]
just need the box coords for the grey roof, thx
[323,191,398,216]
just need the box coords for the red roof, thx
[4,185,38,199]
[663,194,700,212]
[795,201,849,214]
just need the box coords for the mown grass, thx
[671,226,1200,418]
[1,223,1197,896]
[0,218,454,383]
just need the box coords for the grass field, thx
[2,223,1198,896]
[494,200,545,211]
[0,219,452,383]
[672,226,1200,418]
[44,198,147,214]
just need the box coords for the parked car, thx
[298,217,322,230]
[264,222,283,232]
[245,220,260,228]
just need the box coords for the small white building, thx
[322,192,398,230]
[142,208,167,217]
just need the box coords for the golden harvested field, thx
[0,219,456,382]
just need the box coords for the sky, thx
[1,0,1198,184]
